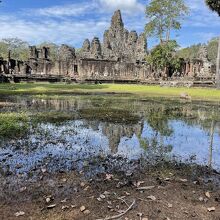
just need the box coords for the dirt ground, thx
[0,166,220,220]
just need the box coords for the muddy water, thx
[0,95,220,180]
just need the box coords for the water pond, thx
[0,94,220,180]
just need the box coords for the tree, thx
[147,40,182,76]
[205,0,220,88]
[145,0,189,43]
[177,37,218,64]
[206,0,220,15]
[0,38,29,60]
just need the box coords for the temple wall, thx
[77,59,151,81]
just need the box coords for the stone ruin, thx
[0,10,216,84]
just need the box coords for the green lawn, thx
[0,83,220,101]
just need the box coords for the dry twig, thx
[96,199,136,220]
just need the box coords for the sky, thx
[0,0,219,49]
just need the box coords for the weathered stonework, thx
[0,10,216,84]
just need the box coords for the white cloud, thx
[184,0,220,28]
[0,15,109,47]
[99,0,145,14]
[31,0,144,18]
[34,2,98,17]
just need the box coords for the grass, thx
[0,83,220,101]
[0,112,29,139]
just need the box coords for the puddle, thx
[0,95,220,181]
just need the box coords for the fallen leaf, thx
[137,186,155,190]
[41,168,47,173]
[80,206,86,212]
[199,197,204,202]
[46,197,51,203]
[179,178,188,182]
[105,174,114,180]
[100,194,106,199]
[84,186,90,191]
[168,203,173,208]
[80,182,86,187]
[19,187,27,192]
[14,211,25,217]
[136,181,145,187]
[205,192,211,198]
[84,210,90,214]
[47,204,56,209]
[125,191,130,196]
[62,205,69,210]
[61,198,67,203]
[207,207,215,212]
[147,195,156,201]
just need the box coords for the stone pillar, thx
[185,62,190,75]
[190,61,193,76]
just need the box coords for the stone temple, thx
[0,10,216,84]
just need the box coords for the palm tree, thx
[205,0,220,88]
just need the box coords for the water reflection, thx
[0,95,220,176]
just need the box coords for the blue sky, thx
[0,0,219,49]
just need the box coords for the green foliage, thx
[207,37,218,63]
[0,112,29,139]
[177,44,201,60]
[147,40,182,72]
[145,0,189,42]
[177,37,218,63]
[206,0,220,16]
[0,38,29,60]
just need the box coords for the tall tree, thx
[205,0,220,88]
[145,0,189,43]
[0,38,29,60]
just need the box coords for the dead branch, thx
[96,199,136,220]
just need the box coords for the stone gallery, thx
[0,10,216,83]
